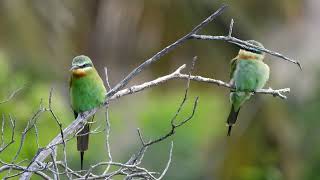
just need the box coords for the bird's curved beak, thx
[70,66,79,71]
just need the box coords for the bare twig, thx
[228,19,234,37]
[50,147,59,180]
[1,114,5,147]
[0,159,51,179]
[104,67,112,91]
[129,62,198,171]
[157,142,173,180]
[190,18,301,69]
[0,114,16,153]
[13,100,45,162]
[103,66,113,174]
[0,164,51,179]
[103,103,112,174]
[47,89,71,179]
[0,87,23,104]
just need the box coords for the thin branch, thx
[157,142,173,180]
[13,100,45,162]
[228,19,234,37]
[0,87,23,104]
[190,18,301,69]
[103,68,113,174]
[50,147,59,180]
[0,114,15,153]
[47,88,71,179]
[0,161,51,179]
[191,17,301,68]
[103,103,112,174]
[104,67,112,91]
[130,64,198,169]
[1,114,5,147]
[144,96,198,147]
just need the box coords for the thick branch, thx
[110,64,290,100]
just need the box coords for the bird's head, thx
[70,55,94,77]
[238,40,265,61]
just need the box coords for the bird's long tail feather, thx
[227,105,240,136]
[80,151,84,170]
[77,124,90,169]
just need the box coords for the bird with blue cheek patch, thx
[69,55,106,169]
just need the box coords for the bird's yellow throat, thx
[72,69,87,77]
[238,49,264,60]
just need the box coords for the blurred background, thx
[0,0,318,179]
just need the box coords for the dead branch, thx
[190,19,301,69]
[0,114,16,153]
[0,87,23,105]
[110,64,290,100]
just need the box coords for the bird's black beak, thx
[70,66,79,71]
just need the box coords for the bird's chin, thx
[72,69,87,77]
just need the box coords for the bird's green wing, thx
[69,75,73,90]
[69,75,75,111]
[230,57,238,79]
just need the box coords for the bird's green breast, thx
[230,59,269,110]
[234,59,269,91]
[70,69,106,113]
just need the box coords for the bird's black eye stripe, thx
[80,64,93,68]
[245,48,263,54]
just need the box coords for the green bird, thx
[69,55,107,169]
[227,40,269,136]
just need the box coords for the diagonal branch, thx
[190,19,301,69]
[105,5,228,98]
[0,87,24,105]
[0,114,16,153]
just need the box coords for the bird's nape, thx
[239,40,265,55]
